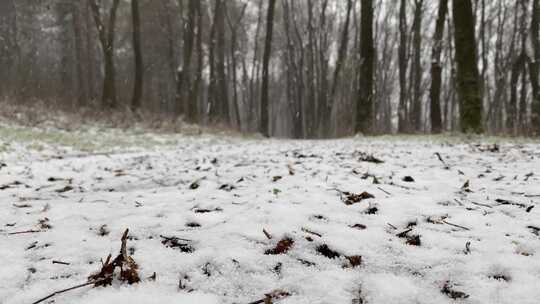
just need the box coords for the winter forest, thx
[2,1,540,304]
[1,0,539,137]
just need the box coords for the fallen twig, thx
[263,228,273,240]
[31,278,108,304]
[387,223,398,230]
[301,227,322,237]
[247,289,291,304]
[377,187,391,195]
[453,199,464,206]
[434,152,450,169]
[8,229,41,235]
[442,220,470,231]
[470,201,493,208]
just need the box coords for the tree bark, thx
[260,0,276,137]
[0,0,18,99]
[410,0,424,132]
[530,0,540,136]
[356,0,375,134]
[452,0,483,133]
[397,0,408,133]
[89,0,121,109]
[131,0,143,112]
[178,0,197,120]
[430,0,448,133]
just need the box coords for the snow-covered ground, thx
[1,129,540,304]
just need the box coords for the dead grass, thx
[0,101,260,153]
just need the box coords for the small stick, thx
[52,260,71,265]
[434,152,450,169]
[463,241,471,254]
[470,201,493,208]
[387,223,398,230]
[8,229,41,235]
[377,187,391,195]
[453,199,464,206]
[301,227,322,237]
[31,279,107,304]
[442,220,470,231]
[263,228,272,240]
[159,235,192,242]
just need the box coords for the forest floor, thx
[1,124,540,304]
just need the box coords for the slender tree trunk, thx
[317,0,330,138]
[430,0,448,133]
[217,1,229,124]
[490,1,508,133]
[410,0,424,132]
[178,0,197,121]
[248,0,264,131]
[331,0,353,100]
[193,0,203,123]
[531,0,540,136]
[85,1,96,102]
[0,0,18,100]
[131,0,143,112]
[226,4,247,130]
[260,0,276,137]
[89,0,121,109]
[356,0,375,134]
[72,2,89,108]
[397,0,408,133]
[208,0,219,121]
[452,0,483,133]
[518,0,529,134]
[508,55,524,134]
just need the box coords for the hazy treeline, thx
[0,0,539,138]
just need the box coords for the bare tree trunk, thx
[410,0,424,132]
[178,0,197,121]
[72,1,89,108]
[260,0,276,137]
[193,0,203,123]
[248,0,264,131]
[490,1,508,133]
[0,0,18,100]
[531,0,540,136]
[317,0,330,138]
[208,0,219,122]
[430,0,448,133]
[397,0,408,133]
[131,0,143,112]
[356,0,375,134]
[89,0,121,109]
[226,3,247,130]
[331,0,353,101]
[452,0,483,133]
[85,1,97,103]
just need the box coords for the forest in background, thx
[0,0,539,138]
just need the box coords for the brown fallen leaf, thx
[265,237,294,255]
[342,191,375,205]
[349,224,367,230]
[344,255,362,268]
[316,244,341,259]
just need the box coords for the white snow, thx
[1,133,539,304]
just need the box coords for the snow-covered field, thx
[1,128,540,304]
